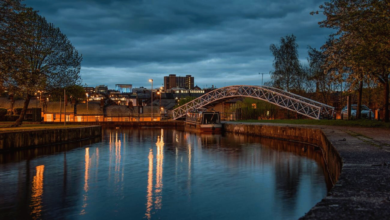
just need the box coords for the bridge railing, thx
[172,85,335,120]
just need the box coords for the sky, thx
[25,0,333,90]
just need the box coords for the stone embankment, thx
[0,126,101,152]
[42,121,185,128]
[223,122,390,219]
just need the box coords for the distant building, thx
[168,87,205,98]
[164,74,194,90]
[84,87,95,95]
[115,84,132,93]
[132,87,149,94]
[109,91,129,105]
[95,85,108,94]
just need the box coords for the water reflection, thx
[0,129,328,220]
[80,148,90,215]
[31,165,44,220]
[145,129,165,219]
[145,149,154,220]
[155,129,164,210]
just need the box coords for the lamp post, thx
[149,79,153,121]
[157,91,161,111]
[86,92,89,111]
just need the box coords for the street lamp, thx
[86,92,89,111]
[157,91,161,113]
[149,79,153,121]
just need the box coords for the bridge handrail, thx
[172,85,334,120]
[262,86,334,109]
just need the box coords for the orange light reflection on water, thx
[145,129,165,219]
[80,147,91,215]
[145,149,154,220]
[155,129,164,209]
[31,165,44,220]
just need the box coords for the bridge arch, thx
[172,85,334,120]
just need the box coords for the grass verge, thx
[235,119,390,129]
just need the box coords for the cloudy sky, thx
[25,0,332,89]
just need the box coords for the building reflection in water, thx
[186,134,192,195]
[31,165,44,220]
[155,129,164,209]
[145,149,154,220]
[145,129,165,219]
[80,145,100,216]
[80,147,90,215]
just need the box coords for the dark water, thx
[0,129,328,220]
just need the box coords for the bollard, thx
[377,109,380,121]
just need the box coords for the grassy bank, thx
[236,119,390,129]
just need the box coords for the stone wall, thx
[42,121,184,128]
[223,123,342,186]
[0,126,101,151]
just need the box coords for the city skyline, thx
[25,0,332,89]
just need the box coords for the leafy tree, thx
[307,44,346,106]
[314,0,390,121]
[0,1,82,126]
[269,35,306,92]
[0,0,31,89]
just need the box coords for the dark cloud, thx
[25,0,332,89]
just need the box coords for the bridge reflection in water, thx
[0,128,327,220]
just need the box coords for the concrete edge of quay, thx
[0,125,102,152]
[223,122,390,219]
[41,121,185,128]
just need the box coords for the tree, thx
[0,1,82,126]
[314,0,390,121]
[269,35,306,92]
[0,0,31,89]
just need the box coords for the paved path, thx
[302,125,390,220]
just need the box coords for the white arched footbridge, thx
[172,85,334,120]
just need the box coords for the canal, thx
[0,128,328,220]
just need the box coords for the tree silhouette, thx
[269,35,306,93]
[1,1,82,126]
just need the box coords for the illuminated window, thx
[252,103,257,109]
